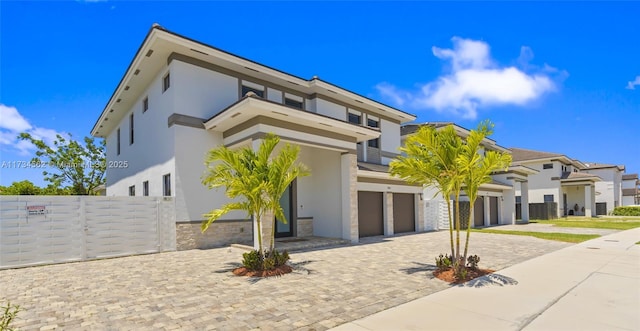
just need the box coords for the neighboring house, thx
[510,148,600,217]
[581,162,625,214]
[622,173,639,205]
[401,123,537,230]
[91,25,424,250]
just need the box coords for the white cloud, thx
[626,76,640,90]
[0,104,65,155]
[376,37,562,119]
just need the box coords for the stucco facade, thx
[93,25,423,249]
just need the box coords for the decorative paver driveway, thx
[490,223,619,236]
[1,231,570,330]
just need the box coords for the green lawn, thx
[470,229,600,243]
[532,218,640,230]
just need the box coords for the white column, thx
[585,185,593,217]
[383,192,394,236]
[341,153,359,243]
[415,194,425,232]
[521,181,530,222]
[483,196,490,227]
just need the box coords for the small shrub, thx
[242,249,290,271]
[612,206,640,216]
[455,267,468,281]
[1,301,20,331]
[466,255,480,269]
[435,254,453,271]
[242,250,263,271]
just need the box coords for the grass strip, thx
[471,229,600,243]
[533,220,640,230]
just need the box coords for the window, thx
[284,97,303,109]
[515,196,522,203]
[367,118,379,128]
[143,181,149,196]
[348,112,361,125]
[128,185,135,196]
[543,163,553,169]
[241,81,264,98]
[142,97,148,113]
[163,174,171,196]
[116,128,121,155]
[368,138,379,148]
[162,72,170,92]
[544,194,554,202]
[129,113,134,145]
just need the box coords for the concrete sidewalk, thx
[332,228,640,331]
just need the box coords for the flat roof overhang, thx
[204,96,380,152]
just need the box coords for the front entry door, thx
[275,184,293,238]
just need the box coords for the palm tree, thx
[458,121,512,265]
[201,133,309,258]
[390,125,463,260]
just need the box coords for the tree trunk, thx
[446,198,454,259]
[454,193,461,266]
[463,203,474,266]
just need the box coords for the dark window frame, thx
[162,72,170,92]
[348,112,362,125]
[143,181,149,196]
[163,174,171,196]
[367,118,379,128]
[116,128,121,156]
[129,113,134,145]
[128,185,135,196]
[544,194,554,202]
[543,163,553,169]
[143,96,149,113]
[368,138,380,148]
[284,97,303,109]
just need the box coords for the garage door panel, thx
[474,198,484,226]
[393,193,415,233]
[358,192,383,237]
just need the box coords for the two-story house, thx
[401,123,538,230]
[622,173,639,205]
[581,162,625,214]
[510,148,600,217]
[91,25,424,250]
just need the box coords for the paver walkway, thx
[0,231,570,330]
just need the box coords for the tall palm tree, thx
[458,121,512,264]
[390,125,463,260]
[201,133,309,257]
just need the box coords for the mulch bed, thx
[232,265,293,277]
[433,267,494,284]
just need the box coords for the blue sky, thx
[1,1,639,186]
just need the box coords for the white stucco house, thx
[400,123,537,230]
[622,173,639,206]
[580,162,625,215]
[510,148,601,217]
[91,25,424,250]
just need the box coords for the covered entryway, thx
[358,191,384,237]
[474,198,484,227]
[393,193,415,233]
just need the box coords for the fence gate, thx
[0,196,176,269]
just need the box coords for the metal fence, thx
[0,196,176,269]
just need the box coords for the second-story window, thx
[129,113,134,145]
[543,163,553,169]
[348,111,361,125]
[143,181,149,196]
[241,81,264,97]
[284,93,304,109]
[129,185,135,196]
[367,116,379,148]
[143,96,149,113]
[163,72,170,92]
